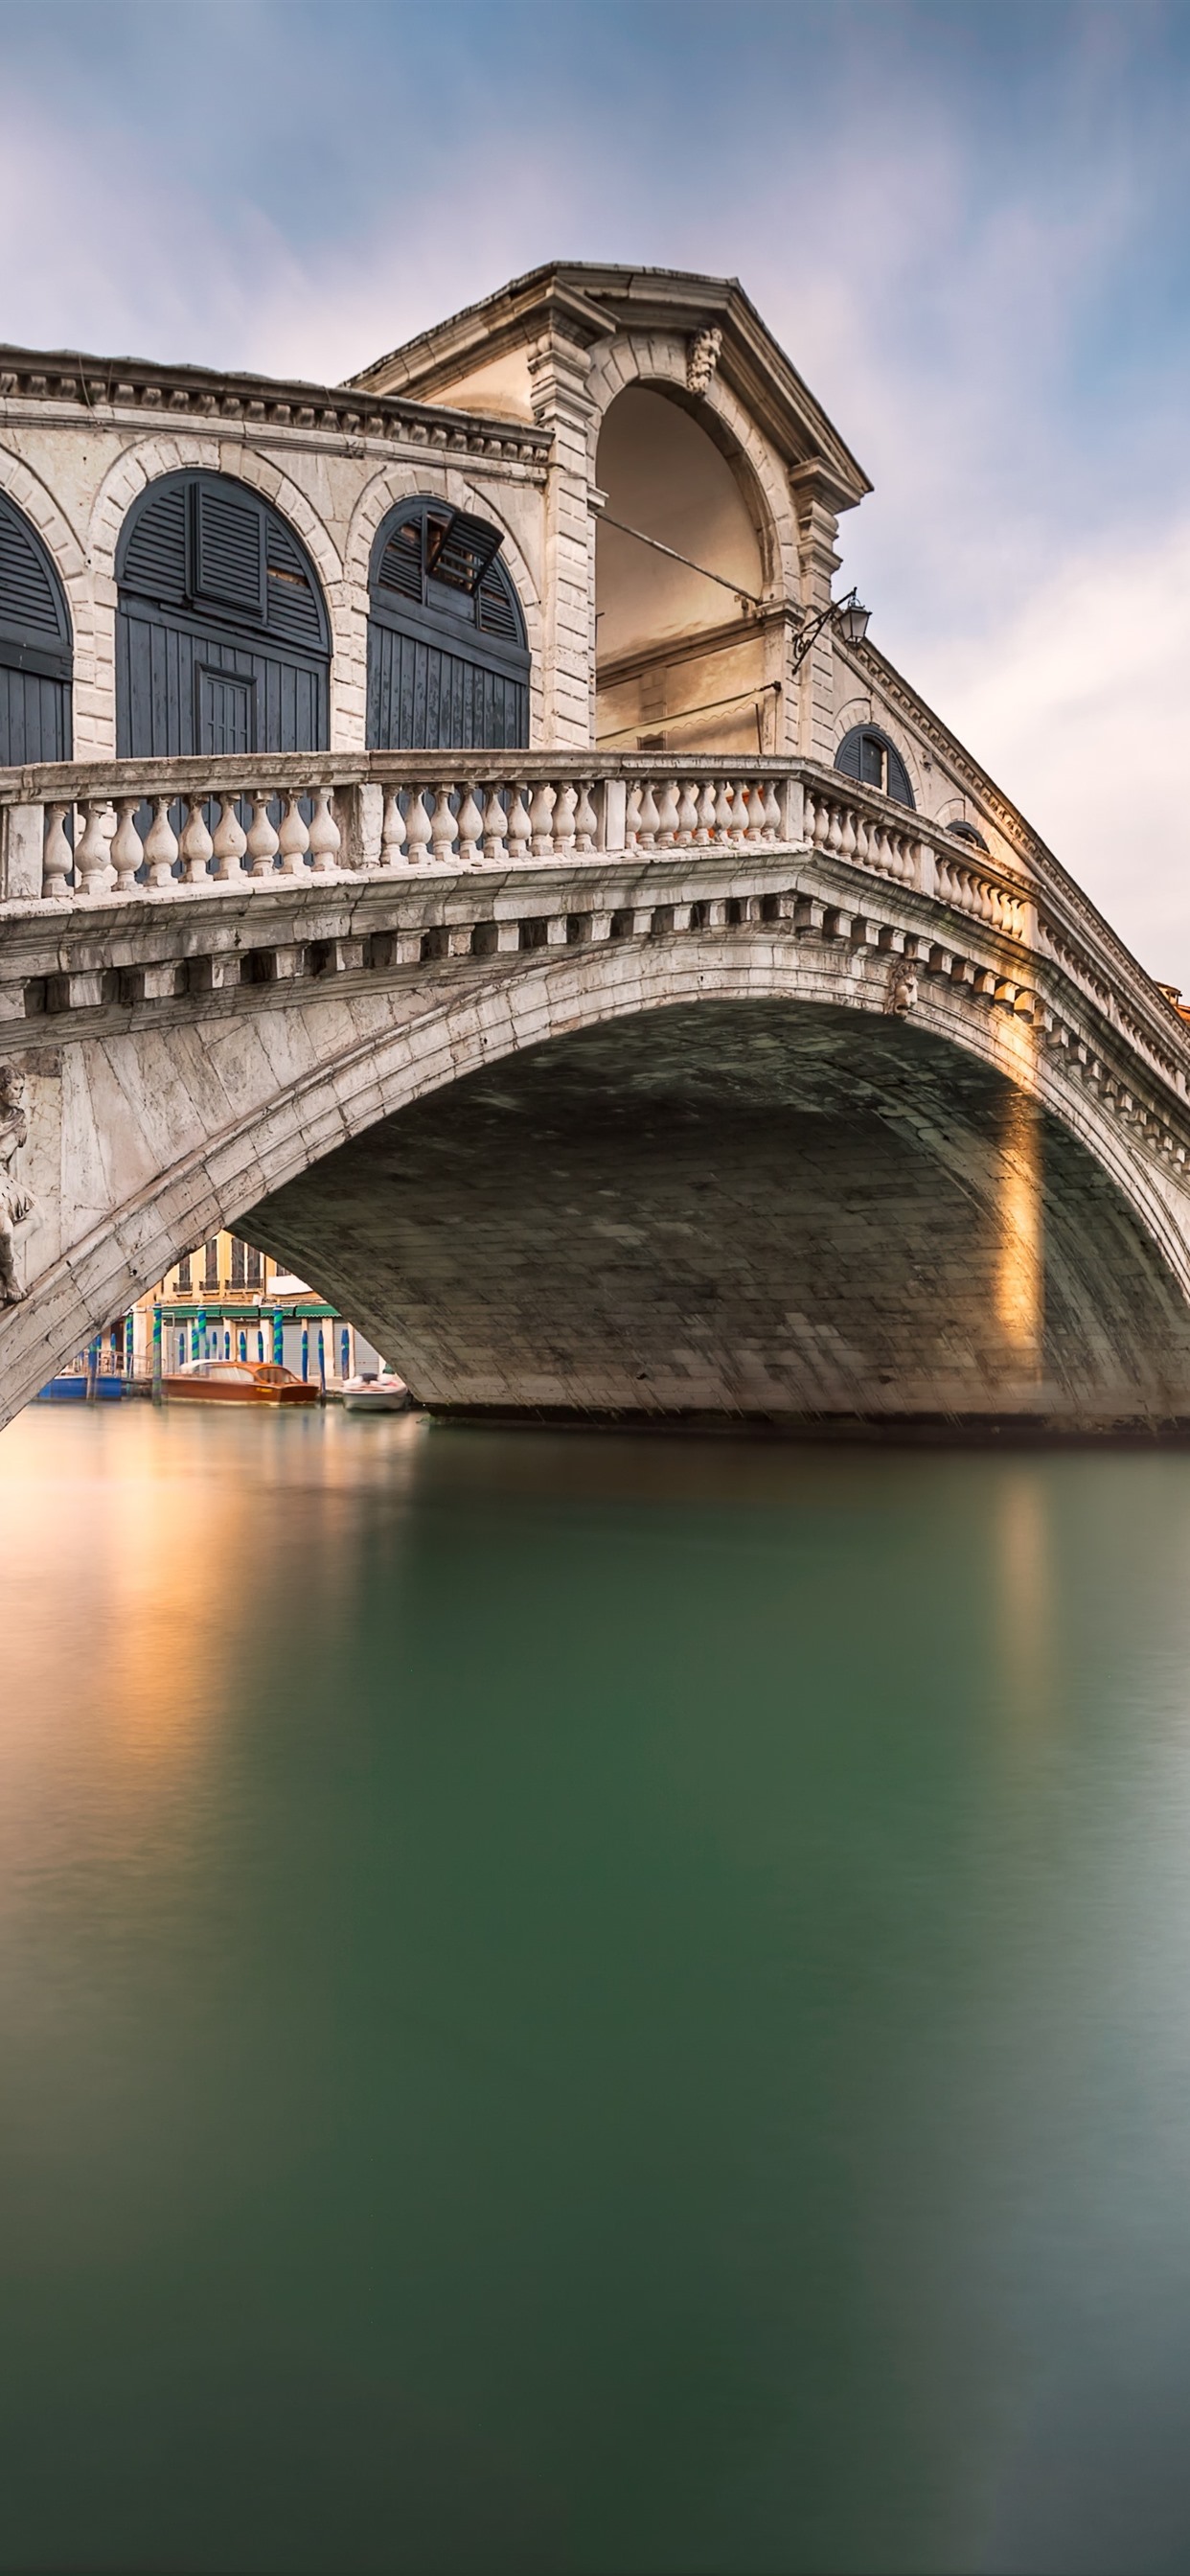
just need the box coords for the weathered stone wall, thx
[243,1002,1190,1430]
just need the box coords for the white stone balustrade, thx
[1,748,1183,1111]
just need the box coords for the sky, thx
[3,0,1190,978]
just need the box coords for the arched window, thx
[947,817,988,852]
[0,492,73,765]
[115,472,330,759]
[367,497,529,750]
[835,725,915,810]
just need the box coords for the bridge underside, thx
[244,1000,1190,1433]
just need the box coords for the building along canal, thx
[4,1402,1190,2574]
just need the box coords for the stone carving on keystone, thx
[0,1070,36,1305]
[686,327,722,395]
[885,962,918,1017]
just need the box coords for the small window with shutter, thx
[192,484,266,620]
[835,725,915,811]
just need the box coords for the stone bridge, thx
[2,747,1190,1435]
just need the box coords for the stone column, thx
[528,334,599,749]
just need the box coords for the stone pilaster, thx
[527,335,599,749]
[790,468,842,764]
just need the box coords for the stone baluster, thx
[110,797,145,894]
[456,784,485,865]
[506,783,532,862]
[745,782,766,845]
[212,793,246,882]
[481,785,508,867]
[691,780,712,845]
[713,780,734,843]
[636,780,660,851]
[852,811,869,869]
[625,784,642,849]
[763,782,782,843]
[731,782,750,847]
[655,780,680,848]
[75,800,113,899]
[573,781,597,854]
[309,785,341,875]
[379,789,407,868]
[144,794,180,889]
[246,792,279,880]
[826,803,844,858]
[838,805,858,864]
[180,794,214,886]
[278,793,309,876]
[528,781,555,860]
[552,780,577,859]
[676,781,699,845]
[403,789,432,865]
[429,785,457,866]
[809,794,830,851]
[42,802,73,898]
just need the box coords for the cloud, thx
[1,0,1189,978]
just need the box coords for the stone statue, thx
[0,1068,36,1304]
[686,327,722,397]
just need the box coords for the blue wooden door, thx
[0,493,73,765]
[115,472,330,760]
[367,499,529,751]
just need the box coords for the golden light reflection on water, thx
[0,1404,423,1888]
[994,1465,1056,1741]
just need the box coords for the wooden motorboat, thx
[162,1358,319,1406]
[340,1371,410,1414]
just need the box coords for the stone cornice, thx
[0,346,550,468]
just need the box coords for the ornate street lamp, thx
[790,586,871,674]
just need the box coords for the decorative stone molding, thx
[0,348,550,467]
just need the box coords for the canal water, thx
[3,1408,1190,2574]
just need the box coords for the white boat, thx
[340,1372,410,1414]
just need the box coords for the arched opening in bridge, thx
[0,491,73,764]
[366,497,530,750]
[235,1001,1190,1429]
[595,387,770,755]
[115,471,331,759]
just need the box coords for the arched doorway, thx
[0,492,73,765]
[366,497,530,750]
[115,472,330,759]
[595,386,768,756]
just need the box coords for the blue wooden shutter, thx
[885,744,914,807]
[192,483,265,618]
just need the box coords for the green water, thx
[4,1409,1190,2574]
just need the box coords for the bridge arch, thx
[589,334,795,759]
[4,936,1190,1430]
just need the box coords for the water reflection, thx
[5,1414,1190,2572]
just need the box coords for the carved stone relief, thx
[0,1066,37,1303]
[686,328,722,397]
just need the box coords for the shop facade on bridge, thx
[0,264,1011,861]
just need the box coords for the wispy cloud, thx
[2,0,1190,970]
